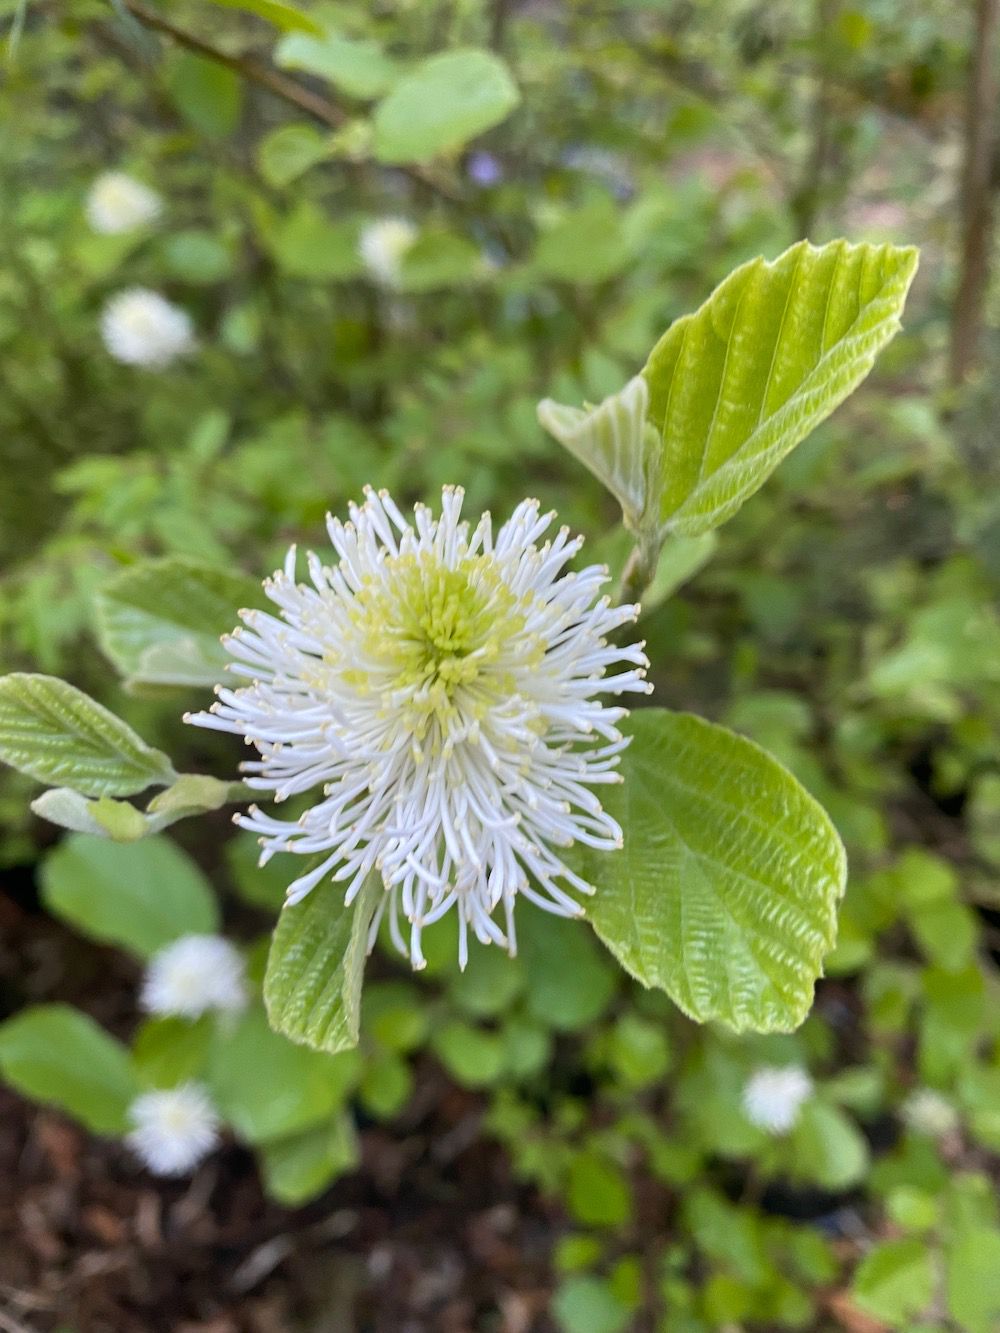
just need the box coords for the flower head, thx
[742,1065,813,1134]
[86,171,162,234]
[359,217,417,286]
[141,934,247,1020]
[188,487,650,968]
[902,1088,959,1138]
[127,1084,220,1176]
[101,287,194,368]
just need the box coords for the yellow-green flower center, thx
[338,551,537,748]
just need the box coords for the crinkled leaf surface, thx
[578,709,846,1032]
[642,239,918,535]
[96,557,263,689]
[265,873,381,1053]
[0,673,175,796]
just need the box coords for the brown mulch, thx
[0,872,559,1333]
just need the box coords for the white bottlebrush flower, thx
[187,486,650,969]
[100,287,195,368]
[141,934,247,1019]
[358,217,417,286]
[127,1084,220,1176]
[902,1088,959,1138]
[86,171,162,234]
[742,1065,814,1134]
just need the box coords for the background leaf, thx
[0,1005,139,1135]
[642,240,918,535]
[275,30,399,98]
[264,874,381,1053]
[373,49,519,164]
[0,674,175,795]
[579,709,846,1032]
[96,558,263,689]
[40,833,218,958]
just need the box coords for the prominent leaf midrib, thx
[668,310,902,526]
[754,242,808,432]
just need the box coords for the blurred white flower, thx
[86,171,162,234]
[358,217,417,286]
[127,1084,220,1176]
[141,934,247,1019]
[742,1065,813,1134]
[902,1088,959,1138]
[188,486,650,969]
[101,288,194,368]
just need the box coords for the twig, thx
[949,0,1000,385]
[113,0,459,200]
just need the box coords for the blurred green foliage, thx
[2,0,1000,1329]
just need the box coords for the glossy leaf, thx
[0,1005,139,1135]
[642,240,918,535]
[0,673,175,796]
[579,709,846,1033]
[95,557,263,689]
[373,49,519,164]
[264,874,381,1053]
[40,833,218,958]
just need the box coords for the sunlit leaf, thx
[0,673,175,796]
[578,709,846,1032]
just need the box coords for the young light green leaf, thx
[264,873,381,1054]
[40,833,218,958]
[0,673,176,796]
[579,709,846,1033]
[276,30,399,99]
[373,49,519,164]
[0,1005,139,1135]
[852,1238,935,1325]
[256,123,333,187]
[643,239,919,535]
[95,557,263,689]
[204,0,323,34]
[537,376,660,534]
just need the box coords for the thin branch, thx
[114,0,459,200]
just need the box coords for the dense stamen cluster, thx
[188,486,651,968]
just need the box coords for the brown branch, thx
[949,0,1000,386]
[115,0,459,200]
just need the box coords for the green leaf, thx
[0,1005,139,1135]
[852,1238,934,1325]
[538,376,659,534]
[579,709,846,1033]
[265,202,364,280]
[399,230,484,291]
[95,557,263,689]
[256,123,332,187]
[167,52,243,139]
[519,906,617,1032]
[0,673,175,796]
[207,1006,358,1143]
[788,1100,869,1189]
[567,1151,632,1227]
[276,31,399,99]
[132,1016,213,1088]
[642,239,918,536]
[947,1227,1000,1333]
[205,0,323,33]
[553,1275,630,1333]
[264,873,381,1054]
[431,1020,506,1088]
[259,1113,359,1205]
[373,49,519,164]
[40,833,218,958]
[533,199,632,285]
